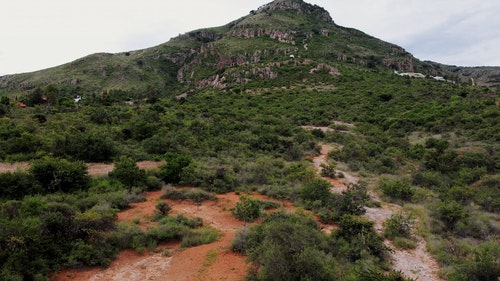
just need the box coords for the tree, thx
[159,152,192,184]
[231,195,262,223]
[57,130,117,162]
[380,179,414,202]
[436,200,468,229]
[109,157,146,187]
[299,179,331,206]
[29,157,89,193]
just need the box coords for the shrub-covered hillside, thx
[0,0,498,280]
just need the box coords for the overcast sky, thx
[1,0,499,75]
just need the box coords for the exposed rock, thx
[383,57,415,72]
[256,0,334,24]
[310,63,340,76]
[229,27,297,44]
[70,78,81,85]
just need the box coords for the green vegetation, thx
[0,0,499,280]
[383,212,416,249]
[231,195,264,222]
[231,211,412,281]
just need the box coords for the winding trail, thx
[314,144,443,281]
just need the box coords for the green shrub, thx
[336,182,370,216]
[109,156,146,187]
[144,176,162,190]
[156,202,171,216]
[448,241,500,281]
[161,188,216,204]
[320,163,336,178]
[333,215,387,262]
[159,152,192,184]
[0,171,38,199]
[30,157,90,193]
[180,226,221,248]
[231,195,262,222]
[233,212,337,281]
[380,179,414,202]
[383,212,415,240]
[435,200,469,230]
[300,178,331,207]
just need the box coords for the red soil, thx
[51,189,290,281]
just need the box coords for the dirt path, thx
[313,144,357,193]
[0,162,30,173]
[314,144,443,281]
[0,161,165,176]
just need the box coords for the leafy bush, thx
[29,157,89,193]
[383,212,416,249]
[332,215,387,262]
[447,241,500,281]
[300,178,331,207]
[155,202,171,216]
[383,212,415,239]
[109,156,146,187]
[320,163,336,178]
[336,182,370,216]
[159,152,192,184]
[380,179,414,202]
[435,200,469,230]
[233,212,338,281]
[231,195,262,222]
[0,171,38,199]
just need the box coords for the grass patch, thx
[180,226,222,248]
[161,188,217,204]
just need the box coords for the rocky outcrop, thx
[383,57,415,72]
[256,0,334,24]
[310,63,340,76]
[229,27,297,44]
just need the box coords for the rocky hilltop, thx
[0,0,498,97]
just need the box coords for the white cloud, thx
[0,0,499,75]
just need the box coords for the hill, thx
[1,0,498,99]
[0,1,499,281]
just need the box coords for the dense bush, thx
[0,171,38,199]
[380,179,414,202]
[232,212,338,281]
[299,178,332,207]
[29,157,90,193]
[332,215,387,263]
[159,152,192,184]
[109,156,147,187]
[231,195,262,223]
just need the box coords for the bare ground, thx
[52,190,254,281]
[0,161,165,176]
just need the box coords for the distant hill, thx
[1,0,499,98]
